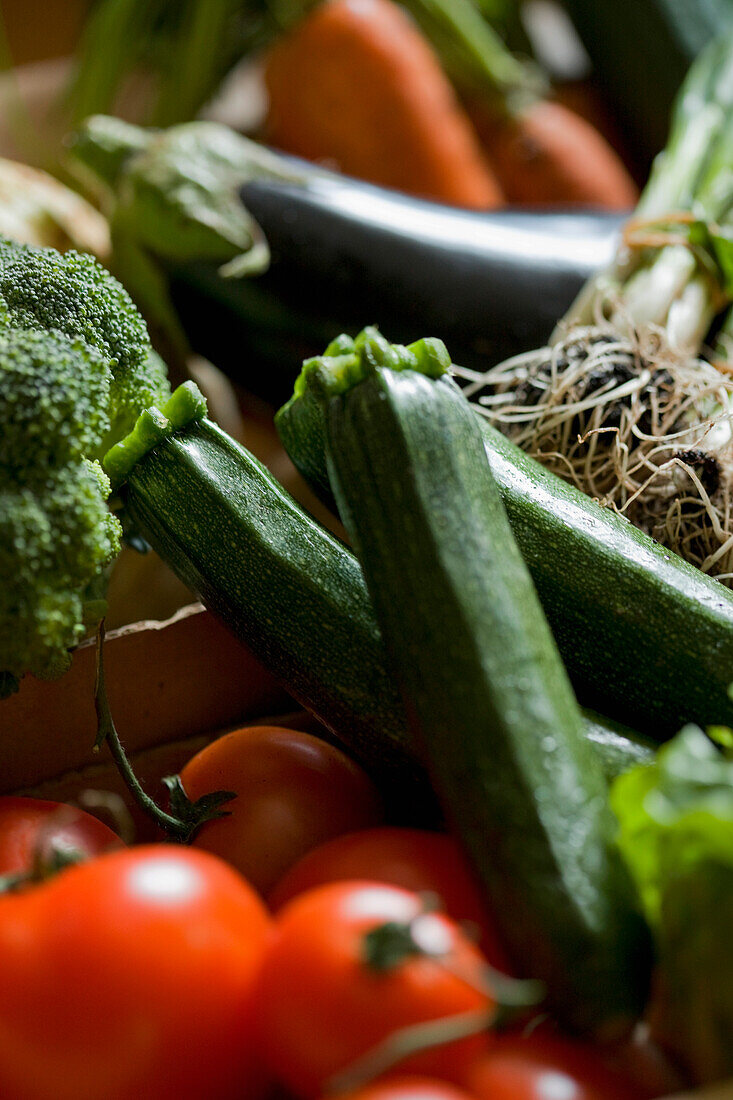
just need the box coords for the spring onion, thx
[457,31,733,581]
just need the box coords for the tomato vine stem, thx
[93,622,235,843]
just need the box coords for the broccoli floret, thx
[0,327,111,473]
[0,237,169,452]
[0,241,171,696]
[0,462,121,695]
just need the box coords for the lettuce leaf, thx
[611,725,733,1082]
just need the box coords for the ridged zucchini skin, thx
[277,375,733,736]
[584,713,654,777]
[116,413,651,811]
[317,363,651,1034]
[118,418,428,818]
[166,172,621,404]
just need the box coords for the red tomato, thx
[268,827,511,971]
[328,1077,476,1100]
[465,1034,644,1100]
[0,796,122,876]
[0,844,272,1100]
[605,1028,685,1098]
[181,725,384,895]
[255,881,495,1098]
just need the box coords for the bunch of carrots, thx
[263,0,638,210]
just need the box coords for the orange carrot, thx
[263,0,503,210]
[469,97,639,209]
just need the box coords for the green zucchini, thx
[583,711,654,779]
[104,384,652,818]
[276,330,733,739]
[106,386,430,819]
[303,333,651,1034]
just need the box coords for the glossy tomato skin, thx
[0,796,122,874]
[0,845,272,1100]
[181,725,384,895]
[268,827,510,971]
[255,881,495,1099]
[465,1034,644,1100]
[328,1077,477,1100]
[605,1028,685,1098]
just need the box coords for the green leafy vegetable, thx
[0,464,120,692]
[613,725,733,920]
[0,238,169,454]
[0,237,170,696]
[68,117,295,356]
[612,726,733,1081]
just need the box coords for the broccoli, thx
[0,466,120,693]
[0,237,170,453]
[0,240,171,696]
[0,327,112,471]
